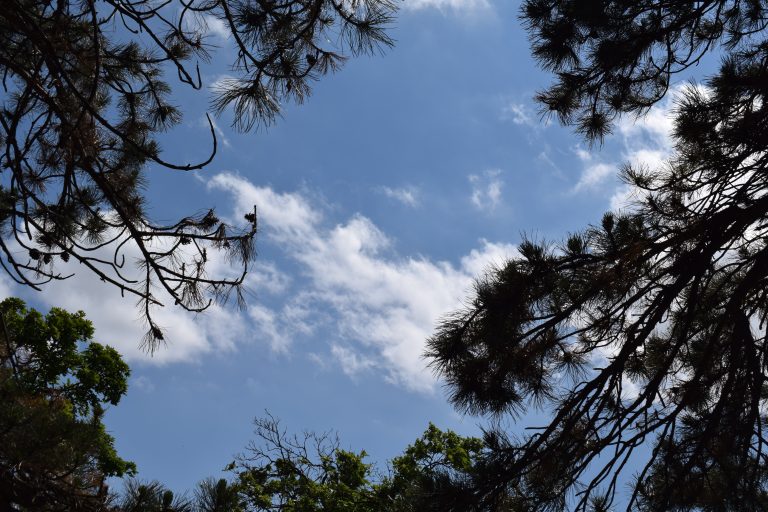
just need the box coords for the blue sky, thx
[10,0,715,498]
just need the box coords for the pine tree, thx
[0,0,395,348]
[427,0,768,509]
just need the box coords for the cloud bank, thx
[15,173,517,393]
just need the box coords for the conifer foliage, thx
[0,0,395,348]
[428,0,768,509]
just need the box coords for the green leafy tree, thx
[0,298,134,511]
[378,423,486,511]
[426,0,768,510]
[0,0,395,347]
[229,414,377,511]
[110,417,491,511]
[179,415,486,511]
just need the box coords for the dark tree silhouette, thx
[113,480,195,512]
[523,0,767,142]
[0,0,395,348]
[427,0,768,510]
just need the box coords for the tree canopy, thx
[234,417,489,511]
[427,0,768,509]
[0,0,395,348]
[0,298,133,511]
[107,416,488,512]
[523,0,768,142]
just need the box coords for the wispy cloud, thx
[571,84,689,204]
[572,162,616,192]
[132,375,156,393]
[610,85,690,208]
[405,0,491,13]
[469,169,503,212]
[9,173,517,393]
[501,102,534,126]
[331,344,377,377]
[183,12,231,41]
[567,143,618,193]
[201,15,231,40]
[379,185,420,207]
[207,116,231,149]
[208,173,518,392]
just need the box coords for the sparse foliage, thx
[115,480,193,512]
[0,0,395,348]
[194,477,244,512]
[229,414,376,511]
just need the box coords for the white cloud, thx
[608,85,696,209]
[183,13,230,41]
[460,239,517,277]
[331,344,376,377]
[609,185,635,211]
[0,199,293,367]
[209,116,231,149]
[9,222,278,365]
[572,85,689,204]
[247,261,292,295]
[29,262,240,364]
[3,173,517,393]
[248,304,292,352]
[573,162,616,192]
[209,74,235,92]
[501,102,535,126]
[570,144,618,193]
[405,0,490,12]
[132,375,156,393]
[202,15,231,40]
[208,173,517,392]
[573,146,592,162]
[618,96,676,156]
[379,185,420,207]
[615,98,676,188]
[469,169,503,211]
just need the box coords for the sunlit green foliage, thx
[145,416,488,512]
[0,298,133,511]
